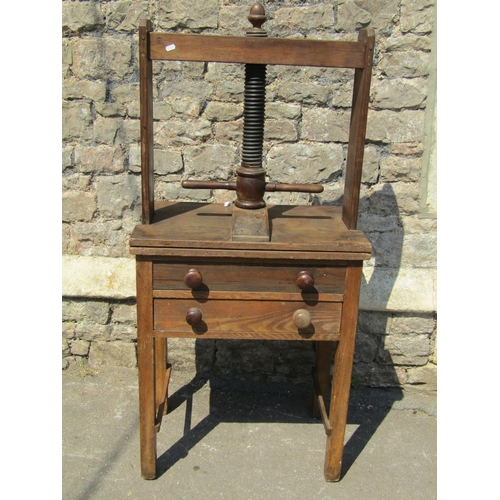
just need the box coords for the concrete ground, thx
[62,364,436,500]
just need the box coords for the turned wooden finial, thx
[247,3,267,36]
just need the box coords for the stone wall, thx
[62,0,437,391]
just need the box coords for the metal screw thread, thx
[242,63,266,169]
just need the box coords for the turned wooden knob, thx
[186,307,203,326]
[296,270,314,291]
[248,3,266,30]
[247,2,267,36]
[293,309,311,329]
[184,269,203,289]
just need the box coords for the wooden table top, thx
[130,202,371,260]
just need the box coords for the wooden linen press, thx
[129,3,374,482]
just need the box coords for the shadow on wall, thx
[152,183,406,480]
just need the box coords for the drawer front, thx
[152,260,346,295]
[153,298,342,340]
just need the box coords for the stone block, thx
[62,101,93,141]
[273,5,334,30]
[352,363,407,387]
[167,337,197,373]
[358,182,398,217]
[219,5,250,33]
[301,108,350,142]
[158,0,218,29]
[214,340,274,381]
[331,82,355,108]
[377,334,430,366]
[360,266,436,312]
[264,120,297,142]
[265,102,301,120]
[111,83,140,104]
[126,102,140,119]
[379,51,431,78]
[62,300,110,325]
[390,143,423,155]
[206,63,244,83]
[155,119,212,147]
[273,82,330,105]
[214,81,244,102]
[215,120,243,143]
[76,145,125,174]
[62,1,104,33]
[391,181,421,215]
[401,0,435,34]
[62,146,73,170]
[372,78,427,109]
[116,120,140,144]
[352,0,400,31]
[267,143,344,184]
[380,155,421,182]
[88,341,137,369]
[366,110,425,143]
[109,324,137,341]
[357,213,400,233]
[366,229,404,268]
[112,304,137,325]
[159,80,211,101]
[68,220,130,258]
[62,337,71,357]
[402,215,437,237]
[400,233,437,268]
[62,256,136,299]
[406,364,437,390]
[362,145,379,184]
[389,315,436,335]
[95,174,140,218]
[147,102,171,121]
[62,191,96,222]
[382,34,431,52]
[63,79,107,102]
[63,322,76,340]
[74,322,109,342]
[354,331,379,363]
[71,37,132,80]
[358,311,391,334]
[95,102,126,118]
[170,99,200,117]
[104,0,149,32]
[93,116,122,144]
[70,339,90,357]
[184,145,238,181]
[204,102,242,122]
[336,0,371,32]
[62,39,73,77]
[128,146,141,171]
[154,150,183,175]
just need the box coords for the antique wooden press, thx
[129,3,374,482]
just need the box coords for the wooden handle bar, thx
[181,180,324,193]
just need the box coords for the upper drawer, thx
[152,259,346,295]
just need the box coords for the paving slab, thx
[62,365,436,500]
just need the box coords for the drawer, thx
[152,259,346,295]
[153,298,342,340]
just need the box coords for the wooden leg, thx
[136,257,157,480]
[324,263,362,482]
[312,341,333,418]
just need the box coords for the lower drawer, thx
[153,298,342,340]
